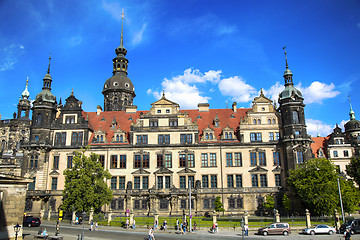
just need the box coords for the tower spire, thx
[349,95,356,120]
[21,77,30,100]
[47,53,51,74]
[120,9,124,47]
[282,46,293,86]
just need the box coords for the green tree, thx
[263,195,275,213]
[287,158,360,216]
[62,148,113,213]
[214,196,225,212]
[282,193,291,212]
[346,157,360,187]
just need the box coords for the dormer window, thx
[150,119,158,127]
[335,138,344,144]
[65,116,75,124]
[169,119,178,126]
[157,110,161,113]
[166,109,170,113]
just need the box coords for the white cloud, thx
[339,120,348,131]
[218,76,257,103]
[68,36,83,47]
[132,23,147,45]
[262,82,284,104]
[299,81,340,104]
[0,44,25,71]
[102,0,123,21]
[306,119,334,137]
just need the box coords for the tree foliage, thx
[346,157,360,187]
[62,148,113,213]
[287,158,360,216]
[263,195,275,213]
[282,193,291,212]
[214,196,225,212]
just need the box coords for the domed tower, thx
[344,98,360,158]
[102,10,135,111]
[278,48,312,172]
[17,77,31,119]
[30,55,57,145]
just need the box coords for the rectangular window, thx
[179,154,186,167]
[119,176,125,189]
[234,153,242,166]
[28,177,36,190]
[134,177,140,189]
[344,150,349,157]
[142,199,148,210]
[227,175,234,188]
[111,177,117,190]
[165,176,171,189]
[111,155,118,168]
[99,155,105,167]
[201,153,208,167]
[236,198,243,208]
[251,174,258,187]
[275,174,281,187]
[157,176,163,189]
[188,154,195,167]
[203,199,210,209]
[236,175,242,188]
[136,135,148,144]
[250,132,262,142]
[260,174,268,187]
[333,150,338,157]
[180,199,187,209]
[209,153,217,166]
[180,134,192,143]
[269,132,274,141]
[134,155,141,168]
[164,134,170,143]
[180,176,186,189]
[51,177,58,190]
[210,175,217,188]
[189,176,195,189]
[164,154,172,168]
[297,151,304,164]
[158,134,170,144]
[180,134,186,143]
[275,132,280,140]
[169,119,178,126]
[257,133,262,141]
[259,152,266,166]
[134,200,140,210]
[226,153,233,166]
[202,175,209,188]
[250,152,257,166]
[71,132,83,145]
[160,198,168,210]
[158,134,164,143]
[53,156,59,170]
[143,154,149,168]
[119,155,126,169]
[157,154,163,168]
[273,152,280,166]
[229,198,235,209]
[67,156,73,168]
[142,176,148,190]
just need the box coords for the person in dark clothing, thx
[344,229,351,240]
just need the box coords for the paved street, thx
[22,222,360,240]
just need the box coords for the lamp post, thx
[14,223,20,240]
[189,179,192,232]
[337,177,345,223]
[82,211,86,240]
[55,220,59,236]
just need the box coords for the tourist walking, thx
[344,229,351,240]
[176,219,179,231]
[90,220,93,231]
[126,218,129,229]
[133,219,136,230]
[244,224,249,236]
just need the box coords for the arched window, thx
[257,119,261,124]
[229,132,232,139]
[37,113,42,125]
[225,133,228,139]
[253,119,257,124]
[100,135,104,142]
[292,111,299,124]
[209,133,213,139]
[1,140,6,151]
[268,119,271,124]
[272,119,276,124]
[120,135,123,142]
[116,135,119,142]
[205,133,209,140]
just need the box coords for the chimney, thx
[232,102,237,113]
[97,105,103,116]
[198,103,209,112]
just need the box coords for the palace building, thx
[1,16,331,218]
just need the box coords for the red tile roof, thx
[311,136,328,158]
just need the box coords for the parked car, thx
[257,222,291,236]
[23,216,41,227]
[340,219,360,234]
[302,224,336,235]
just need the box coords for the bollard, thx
[305,209,311,228]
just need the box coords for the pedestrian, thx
[176,219,179,231]
[193,221,197,231]
[163,219,167,231]
[79,216,82,225]
[126,218,129,229]
[183,222,186,234]
[75,216,79,224]
[42,228,48,236]
[90,220,93,231]
[148,227,155,240]
[95,221,98,231]
[244,224,249,236]
[37,227,43,235]
[215,221,218,233]
[212,222,216,233]
[344,228,351,240]
[133,219,136,230]
[154,219,158,230]
[185,220,188,232]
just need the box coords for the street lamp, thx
[337,177,345,223]
[14,223,20,240]
[82,211,86,240]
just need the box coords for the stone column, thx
[47,208,52,221]
[72,211,76,224]
[107,211,113,226]
[305,209,311,228]
[334,209,340,231]
[244,211,249,225]
[212,210,217,224]
[89,208,94,223]
[40,209,45,220]
[275,209,280,223]
[129,210,134,227]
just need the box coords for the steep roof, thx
[311,137,328,158]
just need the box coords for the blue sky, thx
[0,0,359,137]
